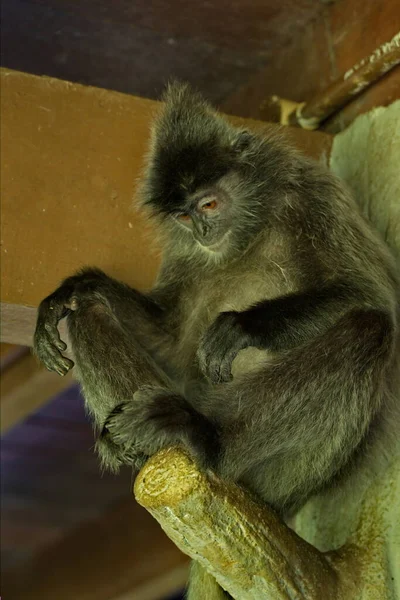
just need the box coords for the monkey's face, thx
[140,82,264,256]
[173,184,233,251]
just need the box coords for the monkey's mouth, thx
[198,231,231,252]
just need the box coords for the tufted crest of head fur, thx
[140,82,240,215]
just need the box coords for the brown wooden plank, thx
[0,0,326,111]
[0,350,73,432]
[0,303,66,350]
[222,17,334,121]
[1,0,263,104]
[1,69,160,307]
[1,519,63,552]
[329,0,400,75]
[324,62,400,133]
[4,0,323,55]
[222,0,400,129]
[1,496,189,600]
[1,68,332,346]
[0,343,18,360]
[0,343,29,369]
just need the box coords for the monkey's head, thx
[140,82,284,259]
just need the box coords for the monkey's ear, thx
[231,130,254,153]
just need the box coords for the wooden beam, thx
[1,68,332,345]
[1,304,39,347]
[1,496,189,600]
[1,348,73,433]
[0,342,28,370]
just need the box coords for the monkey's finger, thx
[102,403,126,436]
[56,340,67,351]
[219,353,235,383]
[199,334,226,373]
[48,356,74,376]
[207,354,226,384]
[40,346,74,376]
[44,322,67,351]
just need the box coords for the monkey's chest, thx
[175,270,283,372]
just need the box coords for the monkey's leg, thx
[34,268,176,471]
[34,267,172,371]
[214,308,395,510]
[66,288,177,472]
[67,299,227,595]
[187,561,231,600]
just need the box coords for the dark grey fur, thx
[34,83,399,599]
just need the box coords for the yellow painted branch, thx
[135,448,360,600]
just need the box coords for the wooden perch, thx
[134,448,360,600]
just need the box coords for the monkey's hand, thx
[34,289,76,376]
[34,268,113,375]
[100,387,219,471]
[197,311,253,384]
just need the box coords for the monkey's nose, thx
[193,219,208,239]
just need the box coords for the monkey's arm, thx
[239,282,358,350]
[198,280,364,383]
[33,267,186,471]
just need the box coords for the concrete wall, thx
[331,101,400,258]
[294,101,400,600]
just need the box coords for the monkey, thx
[34,82,399,599]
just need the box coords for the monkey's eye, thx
[177,213,191,222]
[200,199,218,212]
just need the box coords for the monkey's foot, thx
[101,388,185,458]
[95,431,147,473]
[34,295,74,376]
[33,268,113,375]
[103,387,220,469]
